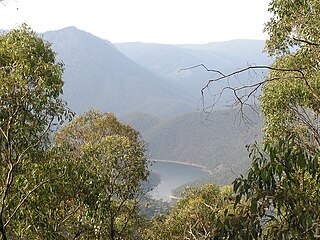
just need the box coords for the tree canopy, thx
[261,0,320,150]
[0,25,151,239]
[228,0,320,238]
[0,25,71,239]
[53,110,149,239]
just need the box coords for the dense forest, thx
[1,0,320,239]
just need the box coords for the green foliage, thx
[142,184,254,240]
[261,0,320,149]
[265,0,320,56]
[139,196,171,220]
[123,109,261,186]
[52,110,149,239]
[233,135,320,239]
[227,1,320,239]
[0,25,150,239]
[0,24,71,239]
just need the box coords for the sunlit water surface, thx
[149,161,211,202]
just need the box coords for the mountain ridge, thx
[43,26,195,117]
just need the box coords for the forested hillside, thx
[122,109,262,185]
[40,26,267,189]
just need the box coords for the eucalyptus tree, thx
[142,184,254,240]
[189,1,320,239]
[0,25,71,239]
[229,1,320,238]
[54,110,149,239]
[260,0,320,150]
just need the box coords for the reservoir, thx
[149,160,211,202]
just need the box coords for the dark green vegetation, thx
[0,26,149,239]
[122,110,261,185]
[2,0,320,239]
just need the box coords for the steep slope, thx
[122,109,262,185]
[43,27,194,116]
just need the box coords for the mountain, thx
[43,27,264,185]
[1,27,266,185]
[2,27,272,117]
[116,40,272,108]
[43,27,194,116]
[122,109,262,185]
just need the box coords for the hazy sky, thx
[0,0,271,44]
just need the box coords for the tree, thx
[142,184,254,240]
[191,1,320,239]
[232,134,320,239]
[225,1,320,238]
[261,0,320,150]
[196,0,320,150]
[53,110,149,239]
[0,25,71,239]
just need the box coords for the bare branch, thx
[179,64,226,77]
[197,64,320,115]
[201,65,305,92]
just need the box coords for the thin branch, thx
[0,163,13,223]
[14,117,54,167]
[118,193,144,237]
[179,64,226,77]
[57,204,82,229]
[4,173,64,227]
[293,37,320,47]
[0,128,7,142]
[197,64,320,117]
[201,65,305,92]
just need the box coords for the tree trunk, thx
[0,220,7,240]
[110,214,115,240]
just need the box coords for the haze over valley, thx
[41,26,268,190]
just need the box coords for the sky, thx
[0,0,271,44]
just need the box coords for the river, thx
[148,160,211,202]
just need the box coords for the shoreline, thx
[149,159,213,175]
[169,195,181,201]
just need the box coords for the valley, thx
[43,26,268,192]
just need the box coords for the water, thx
[149,161,211,202]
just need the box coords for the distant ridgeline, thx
[41,26,271,118]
